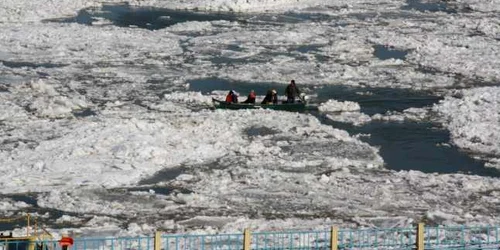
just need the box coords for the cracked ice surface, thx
[0,103,382,194]
[34,167,500,236]
[1,0,500,237]
[434,87,500,169]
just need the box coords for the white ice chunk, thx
[434,87,500,167]
[318,99,361,112]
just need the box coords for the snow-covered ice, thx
[0,0,408,23]
[1,0,500,238]
[318,99,360,112]
[1,106,383,194]
[434,87,500,169]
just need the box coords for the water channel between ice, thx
[47,2,496,177]
[189,78,497,177]
[1,0,496,232]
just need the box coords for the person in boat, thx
[225,90,238,103]
[261,89,278,104]
[285,79,301,103]
[242,90,256,104]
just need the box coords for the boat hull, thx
[212,98,307,111]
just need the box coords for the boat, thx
[212,98,310,111]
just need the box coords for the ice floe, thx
[28,167,500,236]
[318,99,360,112]
[0,199,31,211]
[455,0,500,12]
[371,107,432,123]
[0,106,382,194]
[434,87,500,168]
[1,0,500,238]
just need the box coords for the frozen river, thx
[1,0,500,237]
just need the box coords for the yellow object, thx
[27,214,30,236]
[417,223,424,250]
[330,227,338,250]
[243,229,251,250]
[0,215,25,223]
[154,231,161,250]
[0,215,50,236]
[0,236,37,250]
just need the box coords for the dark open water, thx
[189,78,496,177]
[41,3,497,177]
[0,0,494,231]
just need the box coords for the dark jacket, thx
[261,91,277,104]
[285,83,300,98]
